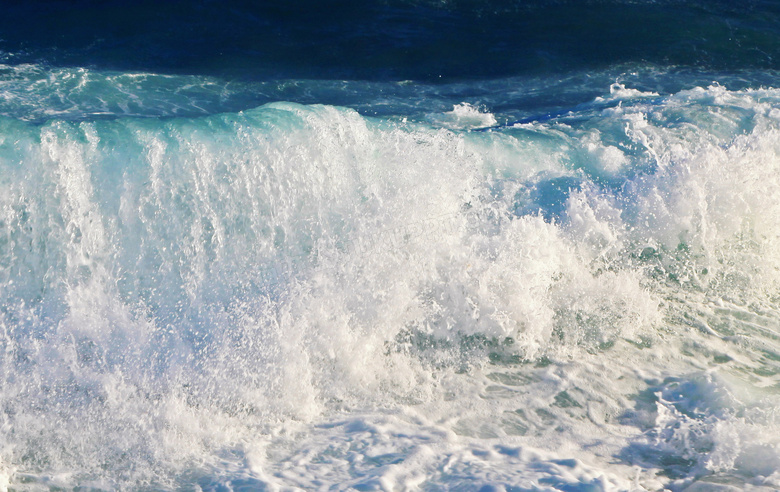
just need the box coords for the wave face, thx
[0,62,779,490]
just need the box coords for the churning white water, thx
[1,67,780,490]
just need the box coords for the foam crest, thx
[1,81,780,488]
[429,102,498,130]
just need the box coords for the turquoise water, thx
[2,2,780,490]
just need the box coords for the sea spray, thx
[0,75,779,489]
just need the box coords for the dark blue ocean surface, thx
[3,0,780,81]
[2,1,780,491]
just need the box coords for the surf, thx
[1,69,780,489]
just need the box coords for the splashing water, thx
[1,63,780,490]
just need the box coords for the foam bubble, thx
[429,102,499,130]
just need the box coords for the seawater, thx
[2,2,780,491]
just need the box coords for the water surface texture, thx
[1,1,780,490]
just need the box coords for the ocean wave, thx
[0,81,779,489]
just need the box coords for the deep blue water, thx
[4,0,780,81]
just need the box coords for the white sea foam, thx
[429,102,499,129]
[0,81,779,489]
[595,82,660,103]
